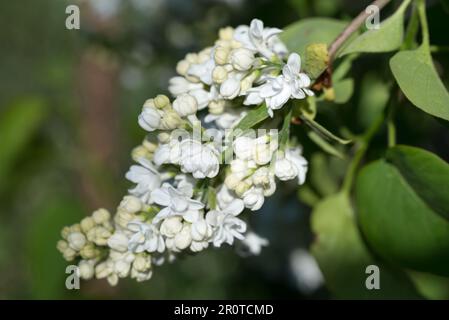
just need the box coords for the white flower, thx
[234,19,283,59]
[160,216,183,238]
[173,93,198,117]
[230,48,255,71]
[114,257,133,278]
[187,57,215,85]
[174,224,192,250]
[138,100,163,132]
[119,195,142,214]
[242,186,265,211]
[153,140,181,166]
[179,139,220,179]
[190,88,213,110]
[234,136,255,161]
[127,221,165,253]
[274,155,297,181]
[237,231,269,256]
[204,109,246,130]
[168,76,203,96]
[220,76,241,99]
[151,183,204,223]
[206,199,246,247]
[191,218,213,242]
[108,232,129,252]
[245,53,313,117]
[190,240,209,252]
[174,174,196,197]
[126,158,161,203]
[216,184,238,209]
[285,147,308,185]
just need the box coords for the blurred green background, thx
[0,0,448,299]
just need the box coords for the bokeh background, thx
[1,0,448,299]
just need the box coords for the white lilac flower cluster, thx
[58,19,312,286]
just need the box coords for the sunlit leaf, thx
[390,46,449,121]
[339,0,411,56]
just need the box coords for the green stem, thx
[402,1,420,49]
[417,0,430,50]
[386,93,397,147]
[387,120,396,147]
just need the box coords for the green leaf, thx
[409,271,449,300]
[311,192,421,298]
[356,154,449,276]
[0,98,47,185]
[26,196,84,298]
[390,46,449,121]
[339,0,411,56]
[357,73,390,129]
[309,153,339,196]
[301,115,352,145]
[333,78,354,104]
[386,145,449,221]
[281,18,349,57]
[233,103,269,133]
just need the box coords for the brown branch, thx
[328,0,392,61]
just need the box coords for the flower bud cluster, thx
[58,19,314,286]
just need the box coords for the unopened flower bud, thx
[235,181,251,197]
[219,27,234,41]
[225,173,241,190]
[161,111,182,130]
[220,77,241,99]
[79,260,95,280]
[142,139,158,152]
[160,216,183,238]
[119,195,142,214]
[67,232,86,251]
[174,224,192,250]
[80,243,97,259]
[154,94,170,109]
[108,232,129,252]
[231,40,243,49]
[93,208,110,224]
[185,53,198,64]
[173,94,198,117]
[254,144,273,165]
[80,217,95,233]
[158,132,171,143]
[230,48,255,71]
[191,220,211,241]
[214,47,230,65]
[57,240,68,253]
[139,102,162,132]
[133,255,151,272]
[176,60,190,76]
[208,100,225,115]
[212,66,228,84]
[63,247,77,261]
